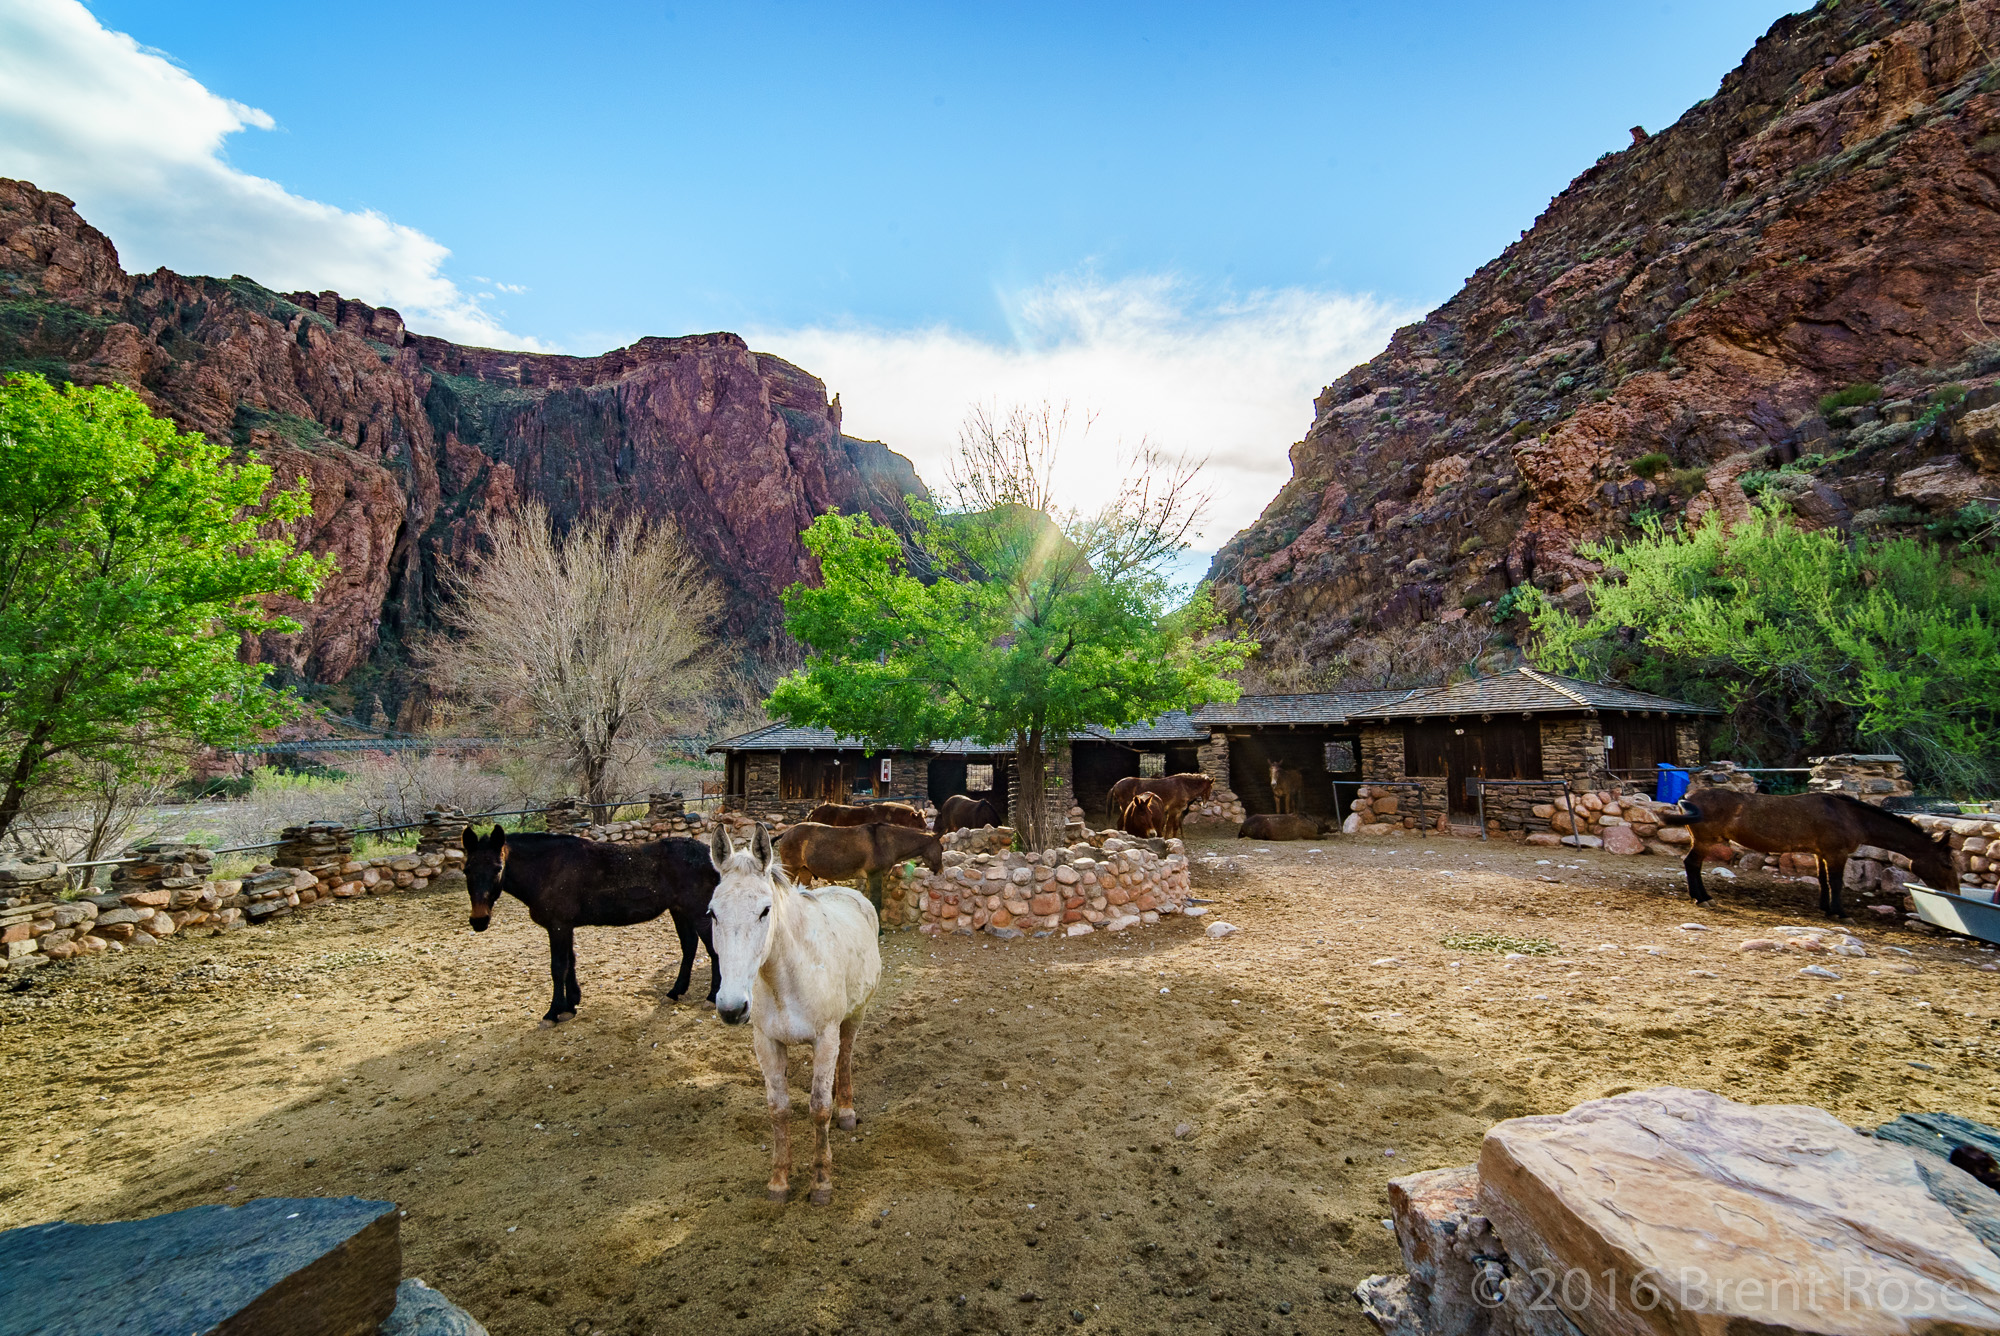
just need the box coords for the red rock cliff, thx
[0,180,927,695]
[1213,0,2000,681]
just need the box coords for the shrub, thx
[1933,383,1968,407]
[1528,506,2000,796]
[1492,584,1537,621]
[1817,382,1883,416]
[1668,466,1710,494]
[1926,502,1998,543]
[1630,452,1672,477]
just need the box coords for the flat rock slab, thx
[1872,1113,2000,1257]
[0,1196,399,1336]
[1478,1088,2000,1336]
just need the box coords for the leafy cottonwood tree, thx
[0,373,330,847]
[768,403,1255,849]
[421,503,722,807]
[1528,505,2000,795]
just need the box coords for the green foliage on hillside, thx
[1527,506,2000,796]
[0,373,332,843]
[1817,381,1882,416]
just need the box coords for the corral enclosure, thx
[3,833,1998,1336]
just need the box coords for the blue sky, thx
[3,0,1806,550]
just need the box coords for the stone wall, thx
[1344,783,1446,833]
[902,827,1192,939]
[1359,725,1405,780]
[1809,753,1913,805]
[1184,733,1247,825]
[1538,717,1610,788]
[1846,812,1998,903]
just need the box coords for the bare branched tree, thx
[947,400,1211,587]
[420,504,723,806]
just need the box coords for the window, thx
[966,764,994,791]
[1324,741,1356,773]
[1139,752,1166,777]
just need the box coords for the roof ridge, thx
[1518,666,1590,706]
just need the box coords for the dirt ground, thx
[4,832,1999,1336]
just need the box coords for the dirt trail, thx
[3,834,1997,1336]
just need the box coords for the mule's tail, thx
[1654,802,1703,827]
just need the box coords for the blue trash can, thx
[1655,763,1690,805]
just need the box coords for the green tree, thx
[1527,505,2000,795]
[0,374,331,846]
[768,403,1255,849]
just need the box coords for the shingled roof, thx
[1190,690,1412,727]
[1344,668,1720,720]
[706,723,1011,755]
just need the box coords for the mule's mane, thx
[1834,794,1950,866]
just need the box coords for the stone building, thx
[709,668,1717,832]
[1341,667,1716,828]
[709,723,1013,825]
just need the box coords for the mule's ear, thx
[489,825,507,848]
[709,822,735,871]
[752,822,776,873]
[461,826,479,853]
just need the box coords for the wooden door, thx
[1607,718,1675,779]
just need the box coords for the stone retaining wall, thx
[1847,812,2000,902]
[1184,732,1247,826]
[903,826,1192,939]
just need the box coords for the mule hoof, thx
[665,989,686,1002]
[837,1110,858,1131]
[768,1187,789,1204]
[537,1017,557,1029]
[809,1188,832,1206]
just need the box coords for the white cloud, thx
[0,0,542,349]
[753,274,1418,563]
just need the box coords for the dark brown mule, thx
[935,794,999,836]
[460,826,719,1024]
[1656,788,1955,918]
[1239,812,1324,840]
[1107,773,1214,838]
[805,801,928,830]
[775,821,945,922]
[1120,792,1166,837]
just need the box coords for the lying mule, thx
[1238,812,1325,840]
[1656,788,1955,917]
[805,801,927,830]
[462,825,719,1025]
[709,822,881,1205]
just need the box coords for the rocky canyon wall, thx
[0,178,926,706]
[1212,0,2000,680]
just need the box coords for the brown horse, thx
[1120,792,1166,837]
[805,801,927,830]
[935,793,999,836]
[1656,788,1955,917]
[1106,773,1214,838]
[775,821,944,922]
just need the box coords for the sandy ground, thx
[4,832,1999,1336]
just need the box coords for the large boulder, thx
[1477,1088,2000,1336]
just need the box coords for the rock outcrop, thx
[1215,0,2000,676]
[0,178,927,695]
[1360,1088,2000,1336]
